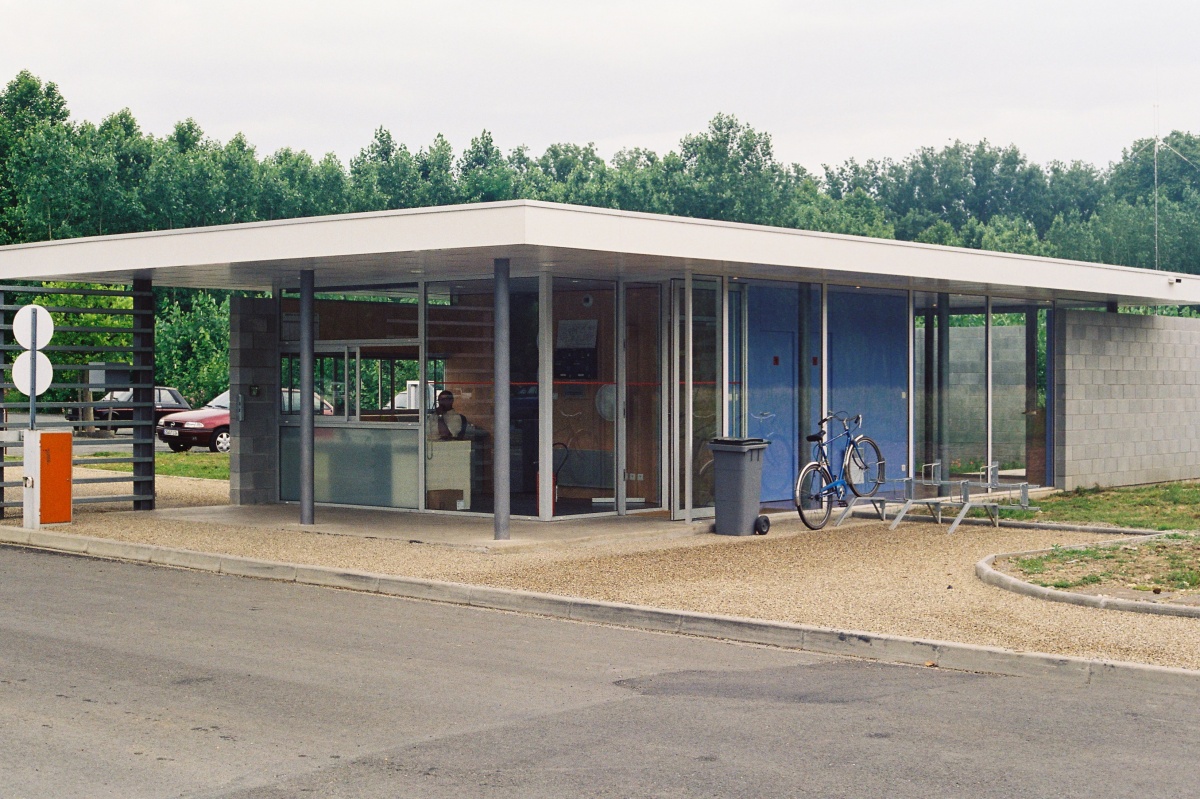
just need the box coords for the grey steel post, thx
[299,270,315,525]
[1,288,6,517]
[493,258,511,539]
[936,293,950,493]
[537,272,553,520]
[684,272,693,523]
[29,307,36,430]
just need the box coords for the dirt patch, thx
[994,534,1200,605]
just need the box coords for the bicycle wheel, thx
[795,462,833,530]
[845,436,884,497]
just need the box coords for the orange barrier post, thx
[23,430,72,528]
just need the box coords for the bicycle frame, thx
[808,413,861,501]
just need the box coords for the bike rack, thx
[833,463,896,526]
[885,478,1040,534]
[831,459,1040,533]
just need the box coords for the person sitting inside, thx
[429,390,469,440]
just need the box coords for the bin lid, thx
[707,437,769,452]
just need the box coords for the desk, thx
[426,439,472,509]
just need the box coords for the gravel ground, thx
[14,471,1200,670]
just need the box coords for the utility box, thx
[707,438,769,536]
[23,430,72,528]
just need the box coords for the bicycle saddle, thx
[805,432,823,442]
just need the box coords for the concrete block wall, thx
[230,296,280,505]
[1054,309,1200,490]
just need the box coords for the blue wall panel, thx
[747,283,799,501]
[827,288,908,485]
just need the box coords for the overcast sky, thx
[2,1,1195,173]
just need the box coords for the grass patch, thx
[80,451,229,480]
[1003,534,1200,597]
[1000,482,1200,531]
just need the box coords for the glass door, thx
[671,277,722,520]
[551,279,617,516]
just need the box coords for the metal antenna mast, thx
[1154,103,1160,271]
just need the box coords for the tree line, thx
[2,69,1199,402]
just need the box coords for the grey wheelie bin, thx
[707,438,771,536]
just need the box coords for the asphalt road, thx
[2,545,1197,799]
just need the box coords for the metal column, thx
[132,278,155,510]
[299,270,315,525]
[537,272,553,520]
[936,292,950,493]
[417,279,427,509]
[615,279,627,515]
[493,258,511,540]
[985,296,993,481]
[684,273,693,523]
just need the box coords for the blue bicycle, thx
[795,412,885,530]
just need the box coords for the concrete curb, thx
[977,534,1200,619]
[4,526,1199,695]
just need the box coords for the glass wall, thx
[278,287,422,508]
[913,293,989,492]
[624,283,662,511]
[271,273,1058,518]
[991,299,1050,486]
[424,278,539,514]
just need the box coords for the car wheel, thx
[210,427,231,453]
[167,442,192,453]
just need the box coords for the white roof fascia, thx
[0,200,1197,306]
[521,202,1200,305]
[0,202,529,282]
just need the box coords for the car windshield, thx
[205,391,230,409]
[101,390,133,403]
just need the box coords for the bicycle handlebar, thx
[817,411,864,431]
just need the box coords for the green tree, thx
[141,120,227,229]
[0,70,70,243]
[220,133,261,224]
[155,291,230,405]
[786,183,894,238]
[416,134,458,206]
[673,113,789,225]
[4,118,84,240]
[458,130,518,203]
[1109,131,1200,205]
[979,215,1048,256]
[533,142,613,207]
[609,147,673,214]
[348,127,420,211]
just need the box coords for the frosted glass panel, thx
[281,425,418,508]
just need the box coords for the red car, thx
[157,391,234,452]
[157,390,335,453]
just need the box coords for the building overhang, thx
[1,200,1197,306]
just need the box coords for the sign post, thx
[11,304,68,529]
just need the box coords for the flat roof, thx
[0,200,1196,305]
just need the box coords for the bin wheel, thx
[754,515,771,535]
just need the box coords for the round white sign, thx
[12,350,53,397]
[13,304,54,351]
